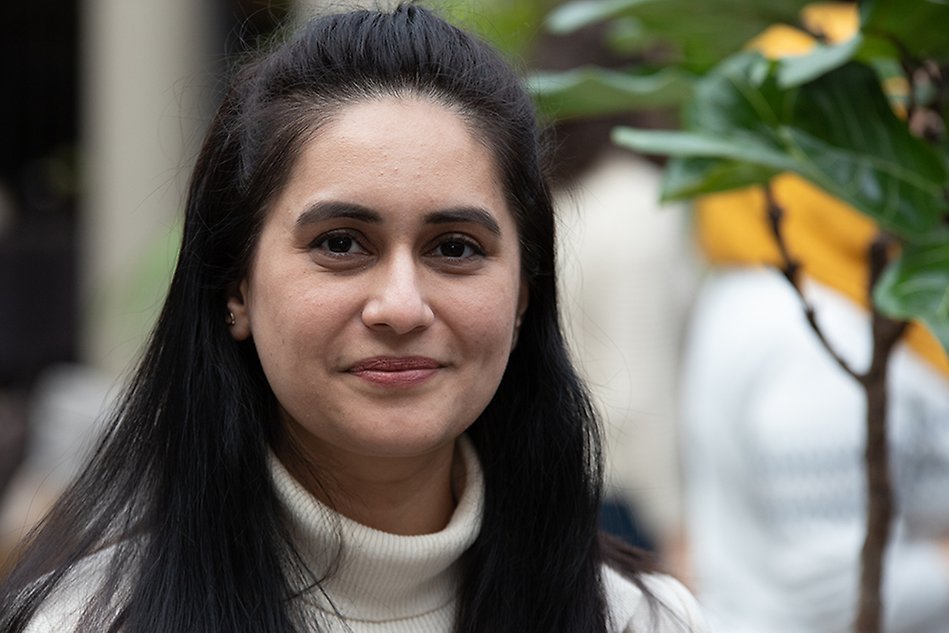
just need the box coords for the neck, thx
[274,431,463,536]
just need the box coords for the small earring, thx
[226,311,236,326]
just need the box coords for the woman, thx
[1,5,705,632]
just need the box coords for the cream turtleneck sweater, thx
[270,437,482,631]
[26,437,706,632]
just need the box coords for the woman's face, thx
[228,97,527,465]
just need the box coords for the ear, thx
[226,279,252,341]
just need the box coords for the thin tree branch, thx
[764,183,861,381]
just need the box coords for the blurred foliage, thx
[534,0,949,355]
[546,0,813,71]
[528,66,691,118]
[435,0,561,58]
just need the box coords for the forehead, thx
[319,96,488,161]
[272,96,513,226]
[316,98,490,175]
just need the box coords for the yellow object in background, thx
[747,2,858,58]
[800,2,861,44]
[746,24,817,57]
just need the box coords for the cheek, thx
[249,279,351,366]
[251,261,350,325]
[452,279,521,354]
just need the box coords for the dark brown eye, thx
[310,231,368,260]
[326,235,354,253]
[439,240,469,258]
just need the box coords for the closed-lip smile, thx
[347,356,443,387]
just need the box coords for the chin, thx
[348,426,463,459]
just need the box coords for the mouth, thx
[347,356,443,387]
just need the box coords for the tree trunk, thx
[854,369,892,633]
[854,238,907,633]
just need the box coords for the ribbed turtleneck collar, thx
[269,436,484,624]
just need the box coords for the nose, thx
[361,252,435,335]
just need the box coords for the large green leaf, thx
[612,126,795,166]
[612,125,788,197]
[661,156,780,200]
[546,0,813,71]
[874,236,949,355]
[614,53,948,238]
[783,65,946,236]
[528,67,693,118]
[861,0,949,62]
[617,54,804,195]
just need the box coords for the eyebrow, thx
[295,201,381,227]
[423,207,501,236]
[295,201,502,236]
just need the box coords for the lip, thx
[347,356,443,388]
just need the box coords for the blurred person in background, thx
[0,5,707,632]
[532,21,696,558]
[677,5,949,632]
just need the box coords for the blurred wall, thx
[80,0,216,376]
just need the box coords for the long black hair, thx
[1,4,653,632]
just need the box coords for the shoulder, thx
[602,565,709,633]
